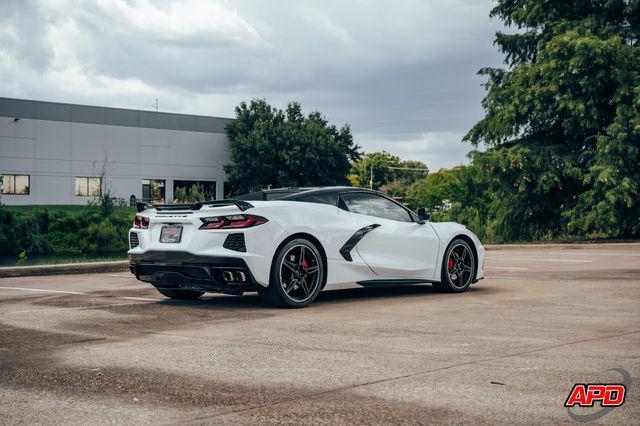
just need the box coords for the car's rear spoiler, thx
[136,199,254,213]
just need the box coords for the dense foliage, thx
[0,206,135,256]
[349,151,428,197]
[408,0,639,242]
[224,100,360,195]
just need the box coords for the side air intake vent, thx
[339,224,381,261]
[223,233,246,252]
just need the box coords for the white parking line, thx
[485,257,593,263]
[119,296,161,302]
[485,266,530,271]
[0,286,162,315]
[0,287,86,295]
[5,302,152,315]
[489,251,640,257]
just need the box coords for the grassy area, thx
[4,205,137,216]
[0,253,128,267]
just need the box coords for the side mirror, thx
[417,207,431,222]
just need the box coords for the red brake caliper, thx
[448,257,454,270]
[302,258,309,282]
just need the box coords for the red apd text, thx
[564,384,626,408]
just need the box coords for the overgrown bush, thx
[80,219,129,253]
[0,205,135,255]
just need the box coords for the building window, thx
[173,180,216,202]
[1,174,30,195]
[142,179,165,203]
[75,177,102,196]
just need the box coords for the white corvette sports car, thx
[128,187,485,308]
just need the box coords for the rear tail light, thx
[133,215,149,229]
[199,214,268,229]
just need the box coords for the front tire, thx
[155,287,204,300]
[435,239,475,293]
[260,238,324,308]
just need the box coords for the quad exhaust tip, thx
[222,270,247,283]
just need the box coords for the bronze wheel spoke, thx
[282,260,297,273]
[304,265,319,275]
[299,278,310,296]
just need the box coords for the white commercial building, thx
[0,97,233,205]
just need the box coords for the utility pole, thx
[154,99,159,112]
[369,161,373,189]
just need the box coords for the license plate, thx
[160,225,182,243]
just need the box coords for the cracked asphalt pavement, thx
[1,244,639,424]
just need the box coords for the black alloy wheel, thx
[260,238,324,308]
[436,239,475,292]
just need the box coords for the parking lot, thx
[1,244,638,424]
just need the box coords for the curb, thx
[0,261,129,278]
[2,242,639,278]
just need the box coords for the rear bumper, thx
[128,251,260,294]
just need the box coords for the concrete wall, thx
[0,98,232,205]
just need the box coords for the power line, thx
[338,97,478,111]
[388,166,429,171]
[344,87,483,104]
[351,112,480,124]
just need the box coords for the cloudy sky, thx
[0,0,504,171]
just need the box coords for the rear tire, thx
[436,239,475,293]
[155,287,204,300]
[260,238,325,308]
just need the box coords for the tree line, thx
[224,0,639,243]
[3,1,635,262]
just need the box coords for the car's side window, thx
[340,193,413,222]
[296,193,337,206]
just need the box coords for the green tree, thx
[378,159,430,198]
[471,142,582,242]
[378,180,408,198]
[224,99,360,195]
[396,160,430,183]
[350,151,429,190]
[406,168,460,212]
[465,0,640,240]
[406,164,492,239]
[349,151,400,189]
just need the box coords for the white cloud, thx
[299,6,354,45]
[92,0,262,46]
[0,0,502,166]
[355,131,484,171]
